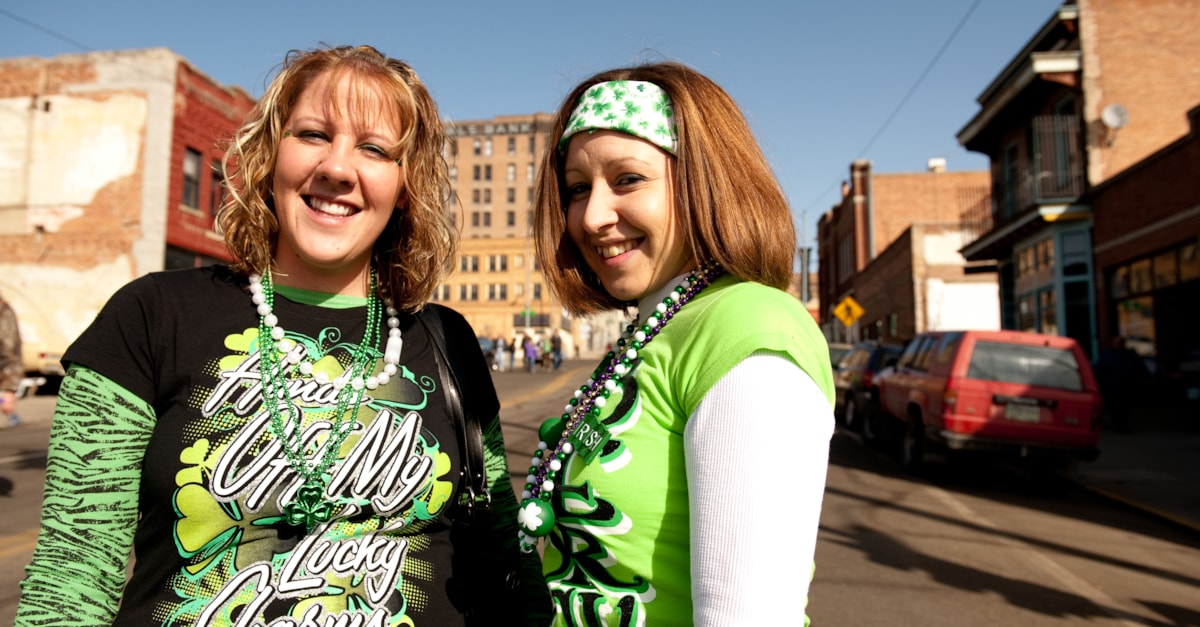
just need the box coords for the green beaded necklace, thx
[516,263,722,552]
[253,270,381,530]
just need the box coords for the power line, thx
[0,8,95,53]
[797,0,985,216]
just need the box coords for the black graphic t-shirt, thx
[58,265,487,625]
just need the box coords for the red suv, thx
[875,330,1102,471]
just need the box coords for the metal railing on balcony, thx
[961,114,1085,244]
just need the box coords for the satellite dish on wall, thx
[1101,103,1129,129]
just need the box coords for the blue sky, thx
[0,1,1062,244]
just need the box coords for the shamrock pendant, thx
[284,482,334,529]
[517,498,556,537]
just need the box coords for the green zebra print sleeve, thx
[16,366,154,625]
[481,414,553,621]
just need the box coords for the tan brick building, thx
[0,48,253,379]
[439,114,626,361]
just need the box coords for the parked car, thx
[828,342,854,369]
[832,341,904,433]
[875,330,1102,472]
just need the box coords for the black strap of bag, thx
[415,305,490,519]
[416,305,528,624]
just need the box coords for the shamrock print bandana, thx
[559,80,678,154]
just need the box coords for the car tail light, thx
[944,378,958,406]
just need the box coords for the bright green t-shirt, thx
[542,275,833,625]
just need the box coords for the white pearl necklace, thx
[248,273,403,390]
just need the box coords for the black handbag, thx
[416,305,528,624]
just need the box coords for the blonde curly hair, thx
[218,45,455,311]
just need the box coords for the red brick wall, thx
[1092,106,1200,339]
[1083,0,1200,181]
[855,228,915,342]
[166,62,255,261]
[871,170,990,258]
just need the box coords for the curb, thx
[1062,474,1200,536]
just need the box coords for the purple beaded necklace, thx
[516,262,723,553]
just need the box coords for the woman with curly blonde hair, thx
[18,45,549,626]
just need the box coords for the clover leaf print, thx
[421,449,454,516]
[173,483,252,576]
[176,438,221,487]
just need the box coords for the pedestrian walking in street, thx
[1094,335,1149,433]
[523,335,538,373]
[523,62,835,625]
[493,335,509,372]
[549,330,563,371]
[0,292,23,427]
[16,45,549,626]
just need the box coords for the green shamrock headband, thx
[558,80,678,154]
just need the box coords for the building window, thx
[488,255,508,272]
[1002,142,1019,218]
[484,138,493,156]
[471,212,480,227]
[182,148,202,209]
[485,165,492,181]
[483,189,492,204]
[533,283,543,300]
[507,137,516,155]
[449,165,457,180]
[507,163,516,182]
[507,188,516,203]
[458,284,479,301]
[209,161,224,216]
[488,284,508,300]
[1018,293,1036,332]
[529,136,536,154]
[460,255,479,272]
[527,163,535,181]
[473,165,481,181]
[482,212,492,227]
[473,139,481,156]
[1039,288,1058,335]
[472,189,480,204]
[506,210,516,226]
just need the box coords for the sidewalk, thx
[1065,405,1200,535]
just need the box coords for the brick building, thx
[816,159,992,342]
[956,0,1200,359]
[0,48,254,378]
[440,114,626,359]
[1091,105,1200,406]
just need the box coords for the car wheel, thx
[843,396,859,431]
[861,400,884,446]
[900,410,926,474]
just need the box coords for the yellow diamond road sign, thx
[834,296,864,328]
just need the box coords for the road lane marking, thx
[924,484,1150,627]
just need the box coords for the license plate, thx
[1004,403,1040,423]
